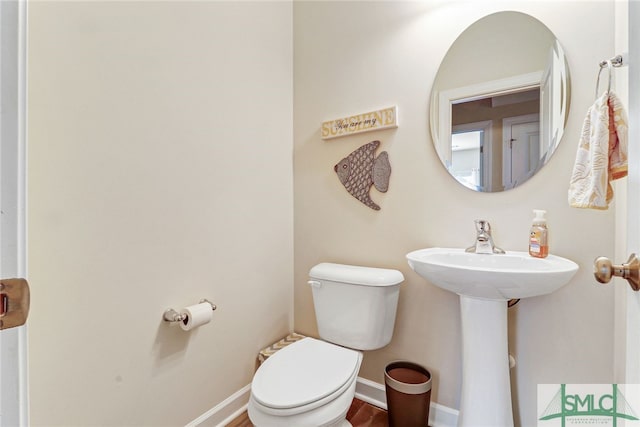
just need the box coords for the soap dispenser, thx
[529,209,548,258]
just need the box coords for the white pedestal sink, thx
[406,248,578,427]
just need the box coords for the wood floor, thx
[226,398,388,427]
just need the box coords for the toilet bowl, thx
[248,263,404,427]
[248,337,362,427]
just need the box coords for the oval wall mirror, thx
[430,11,570,192]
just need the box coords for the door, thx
[605,0,640,387]
[0,1,28,425]
[624,0,640,384]
[502,114,540,189]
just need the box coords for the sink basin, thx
[406,247,579,426]
[406,247,579,300]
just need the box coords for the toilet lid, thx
[251,337,360,410]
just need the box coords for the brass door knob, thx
[594,253,640,291]
[0,278,30,330]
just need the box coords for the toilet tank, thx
[308,263,404,350]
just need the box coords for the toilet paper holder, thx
[163,299,217,322]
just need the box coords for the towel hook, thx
[595,60,613,99]
[599,54,624,69]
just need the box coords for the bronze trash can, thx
[384,361,432,427]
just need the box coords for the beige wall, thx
[27,2,293,425]
[294,2,616,427]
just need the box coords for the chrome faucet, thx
[465,220,505,254]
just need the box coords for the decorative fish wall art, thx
[334,140,391,211]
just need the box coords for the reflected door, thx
[503,114,540,189]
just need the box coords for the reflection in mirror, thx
[430,12,570,192]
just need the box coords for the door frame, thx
[433,71,542,170]
[0,0,28,425]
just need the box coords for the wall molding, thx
[186,384,251,427]
[354,376,388,409]
[356,377,459,427]
[189,378,459,427]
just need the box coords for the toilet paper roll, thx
[180,302,213,331]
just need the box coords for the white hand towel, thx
[568,91,628,209]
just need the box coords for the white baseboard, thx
[186,384,251,427]
[189,377,459,427]
[355,377,459,427]
[354,376,388,409]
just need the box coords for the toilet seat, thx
[251,337,361,416]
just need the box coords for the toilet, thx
[248,262,404,427]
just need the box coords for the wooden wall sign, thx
[321,106,398,140]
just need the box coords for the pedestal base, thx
[458,295,513,427]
